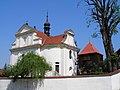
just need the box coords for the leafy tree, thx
[105,53,119,71]
[4,52,52,79]
[79,0,120,72]
[81,60,103,74]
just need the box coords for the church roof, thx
[36,31,65,45]
[44,34,64,45]
[79,42,103,55]
[36,31,48,39]
[15,24,69,46]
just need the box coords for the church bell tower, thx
[44,12,50,36]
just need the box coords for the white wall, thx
[0,72,120,90]
[41,46,64,76]
[41,46,77,76]
[111,72,120,90]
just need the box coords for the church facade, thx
[10,16,78,76]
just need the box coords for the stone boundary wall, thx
[0,70,120,90]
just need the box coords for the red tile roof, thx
[36,31,65,45]
[36,31,49,39]
[79,42,103,55]
[44,34,64,45]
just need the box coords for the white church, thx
[10,15,78,76]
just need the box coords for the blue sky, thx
[0,0,120,68]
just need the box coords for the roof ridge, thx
[49,34,65,37]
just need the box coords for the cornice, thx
[10,44,41,52]
[41,43,78,51]
[10,43,79,52]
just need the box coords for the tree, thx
[80,60,103,74]
[4,52,52,79]
[105,53,119,71]
[80,0,120,72]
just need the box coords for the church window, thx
[69,50,72,59]
[55,62,59,73]
[69,67,72,71]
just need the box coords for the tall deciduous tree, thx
[4,52,52,79]
[80,0,120,72]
